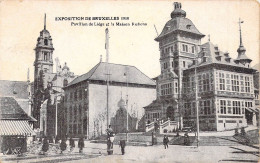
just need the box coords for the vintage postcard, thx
[0,0,259,162]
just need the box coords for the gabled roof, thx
[188,41,254,69]
[67,62,156,87]
[0,97,35,121]
[155,17,205,41]
[0,80,28,99]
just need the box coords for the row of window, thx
[183,73,213,93]
[67,104,87,123]
[68,123,87,135]
[184,100,214,116]
[219,72,251,93]
[145,112,160,120]
[182,44,195,53]
[160,82,178,95]
[161,43,195,57]
[219,100,252,115]
[65,89,87,102]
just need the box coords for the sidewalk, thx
[166,125,258,137]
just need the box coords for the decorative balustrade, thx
[145,121,155,132]
[145,118,178,133]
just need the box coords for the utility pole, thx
[125,69,129,142]
[195,47,200,148]
[105,28,110,128]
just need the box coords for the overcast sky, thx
[0,1,259,81]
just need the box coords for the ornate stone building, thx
[32,14,76,137]
[144,2,259,131]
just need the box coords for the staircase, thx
[191,136,241,146]
[145,118,178,134]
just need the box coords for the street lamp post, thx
[55,94,62,137]
[194,47,202,148]
[124,69,129,142]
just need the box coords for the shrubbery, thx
[241,127,246,136]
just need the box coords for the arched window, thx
[63,79,68,87]
[44,39,48,45]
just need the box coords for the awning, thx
[245,108,254,112]
[0,120,36,136]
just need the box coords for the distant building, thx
[32,14,76,137]
[0,80,32,116]
[145,2,259,132]
[110,98,138,133]
[64,62,156,138]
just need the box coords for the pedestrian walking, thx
[69,137,75,152]
[119,140,126,155]
[163,135,169,149]
[184,132,190,146]
[106,125,114,155]
[78,137,84,153]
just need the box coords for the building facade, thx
[64,62,156,139]
[144,2,259,131]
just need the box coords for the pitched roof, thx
[155,17,205,41]
[0,80,28,99]
[0,97,35,121]
[67,62,156,87]
[253,63,260,71]
[188,41,254,69]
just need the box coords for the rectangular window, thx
[231,75,239,92]
[199,101,203,114]
[219,72,225,90]
[245,76,250,93]
[220,100,226,114]
[232,101,241,115]
[202,73,210,92]
[182,44,188,52]
[161,83,172,95]
[183,61,186,68]
[203,100,210,115]
[192,46,195,53]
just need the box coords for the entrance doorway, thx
[166,106,175,121]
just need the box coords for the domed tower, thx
[33,14,54,129]
[34,14,54,78]
[154,2,205,123]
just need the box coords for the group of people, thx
[40,136,85,154]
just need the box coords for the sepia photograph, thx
[0,0,259,162]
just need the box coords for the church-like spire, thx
[236,18,251,64]
[238,18,244,47]
[44,13,46,30]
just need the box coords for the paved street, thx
[1,141,258,163]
